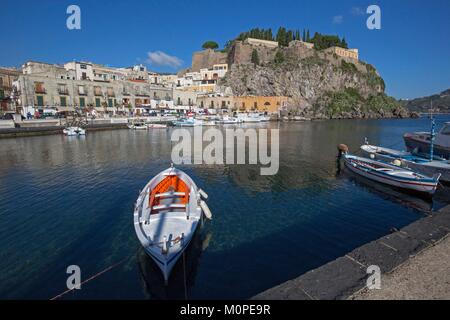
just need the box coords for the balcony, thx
[58,89,69,95]
[122,92,130,96]
[35,88,46,94]
[94,91,103,96]
[78,91,88,96]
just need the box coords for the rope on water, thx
[50,255,132,300]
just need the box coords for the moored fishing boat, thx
[219,116,241,124]
[173,118,203,127]
[133,166,212,283]
[361,144,450,183]
[343,153,440,196]
[128,122,148,130]
[404,121,450,160]
[63,127,86,136]
[147,123,168,129]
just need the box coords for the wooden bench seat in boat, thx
[155,192,186,199]
[152,203,187,211]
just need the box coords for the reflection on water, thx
[138,230,212,300]
[0,116,449,299]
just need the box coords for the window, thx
[254,102,258,109]
[35,82,45,94]
[82,72,87,80]
[107,87,114,97]
[36,95,44,106]
[94,86,102,96]
[78,86,86,95]
[441,125,450,136]
[58,84,68,95]
[80,64,87,69]
[108,98,113,108]
[177,97,182,105]
[60,97,67,106]
[0,89,4,99]
[0,77,3,86]
[79,97,85,107]
[95,98,101,108]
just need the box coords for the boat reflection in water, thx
[137,229,212,300]
[341,168,448,213]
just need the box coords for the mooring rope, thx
[50,255,132,300]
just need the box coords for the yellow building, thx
[197,96,289,113]
[329,46,359,60]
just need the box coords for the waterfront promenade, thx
[352,235,450,300]
[253,204,450,300]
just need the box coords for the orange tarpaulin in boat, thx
[149,175,189,210]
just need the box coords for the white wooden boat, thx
[128,122,148,130]
[237,113,262,123]
[63,127,86,136]
[147,124,167,129]
[343,154,440,196]
[173,118,203,127]
[361,144,450,183]
[202,120,216,126]
[133,166,212,283]
[219,116,241,124]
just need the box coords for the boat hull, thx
[361,145,450,183]
[344,155,439,195]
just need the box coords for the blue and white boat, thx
[361,144,450,183]
[343,153,440,196]
[173,118,203,127]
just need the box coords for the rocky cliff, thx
[219,47,409,119]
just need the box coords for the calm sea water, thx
[0,116,449,300]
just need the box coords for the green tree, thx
[202,41,219,50]
[306,30,311,42]
[274,50,285,64]
[251,49,260,65]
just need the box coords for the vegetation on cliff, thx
[323,88,402,118]
[202,41,219,50]
[224,27,348,50]
[401,88,450,113]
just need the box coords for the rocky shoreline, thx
[279,108,420,121]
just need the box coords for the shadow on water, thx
[338,166,448,214]
[137,229,212,300]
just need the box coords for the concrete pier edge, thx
[252,204,450,300]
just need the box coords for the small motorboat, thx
[343,153,440,196]
[128,122,148,130]
[133,166,212,283]
[202,120,216,126]
[238,113,262,123]
[147,124,168,129]
[361,144,450,183]
[219,116,241,124]
[173,118,203,127]
[63,127,86,136]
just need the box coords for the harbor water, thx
[0,116,449,299]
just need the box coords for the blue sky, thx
[1,0,449,99]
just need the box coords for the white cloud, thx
[332,15,344,24]
[146,51,183,69]
[351,6,365,16]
